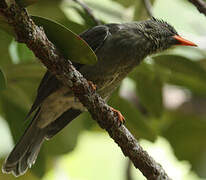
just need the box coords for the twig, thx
[188,0,206,16]
[0,2,171,180]
[143,0,153,17]
[72,0,101,26]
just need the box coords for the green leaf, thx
[153,55,206,96]
[1,83,31,110]
[31,16,97,65]
[9,40,36,63]
[162,110,206,178]
[129,63,163,117]
[1,63,44,105]
[31,151,46,178]
[27,0,87,33]
[17,43,36,62]
[44,114,85,156]
[0,68,6,91]
[16,0,38,7]
[0,15,97,65]
[111,0,134,8]
[136,72,163,117]
[71,6,99,27]
[133,0,156,20]
[0,95,27,143]
[153,55,206,81]
[0,25,13,66]
[0,16,14,35]
[168,72,206,96]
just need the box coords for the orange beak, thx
[173,35,197,47]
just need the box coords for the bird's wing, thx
[45,108,82,139]
[25,62,82,120]
[79,25,111,52]
[25,71,60,119]
[25,24,111,119]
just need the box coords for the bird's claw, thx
[110,107,125,126]
[88,81,97,91]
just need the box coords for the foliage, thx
[0,0,206,179]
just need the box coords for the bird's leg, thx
[110,107,125,126]
[88,80,97,91]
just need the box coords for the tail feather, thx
[2,109,45,177]
[2,108,81,177]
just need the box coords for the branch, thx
[188,0,206,16]
[0,2,171,180]
[72,0,101,26]
[143,0,153,17]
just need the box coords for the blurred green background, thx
[1,0,206,179]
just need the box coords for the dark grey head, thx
[136,17,196,52]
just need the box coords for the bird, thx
[2,17,197,176]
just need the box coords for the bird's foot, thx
[88,81,97,91]
[110,107,125,126]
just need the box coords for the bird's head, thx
[137,17,197,52]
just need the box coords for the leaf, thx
[27,0,87,33]
[111,0,135,7]
[44,114,84,156]
[0,25,13,66]
[153,55,206,81]
[0,16,14,35]
[32,16,97,65]
[133,0,156,20]
[168,72,206,96]
[153,55,206,96]
[81,0,127,23]
[31,151,46,178]
[136,72,163,117]
[0,63,45,110]
[71,6,99,28]
[161,110,206,178]
[0,68,6,91]
[0,15,97,65]
[16,0,38,7]
[1,83,31,111]
[9,40,36,63]
[0,95,27,143]
[17,43,36,62]
[129,63,163,117]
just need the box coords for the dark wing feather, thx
[79,25,110,52]
[25,25,110,119]
[25,71,60,119]
[45,108,82,139]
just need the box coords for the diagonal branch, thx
[188,0,206,16]
[0,1,171,180]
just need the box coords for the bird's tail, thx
[2,109,45,177]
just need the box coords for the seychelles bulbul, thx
[2,17,197,176]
